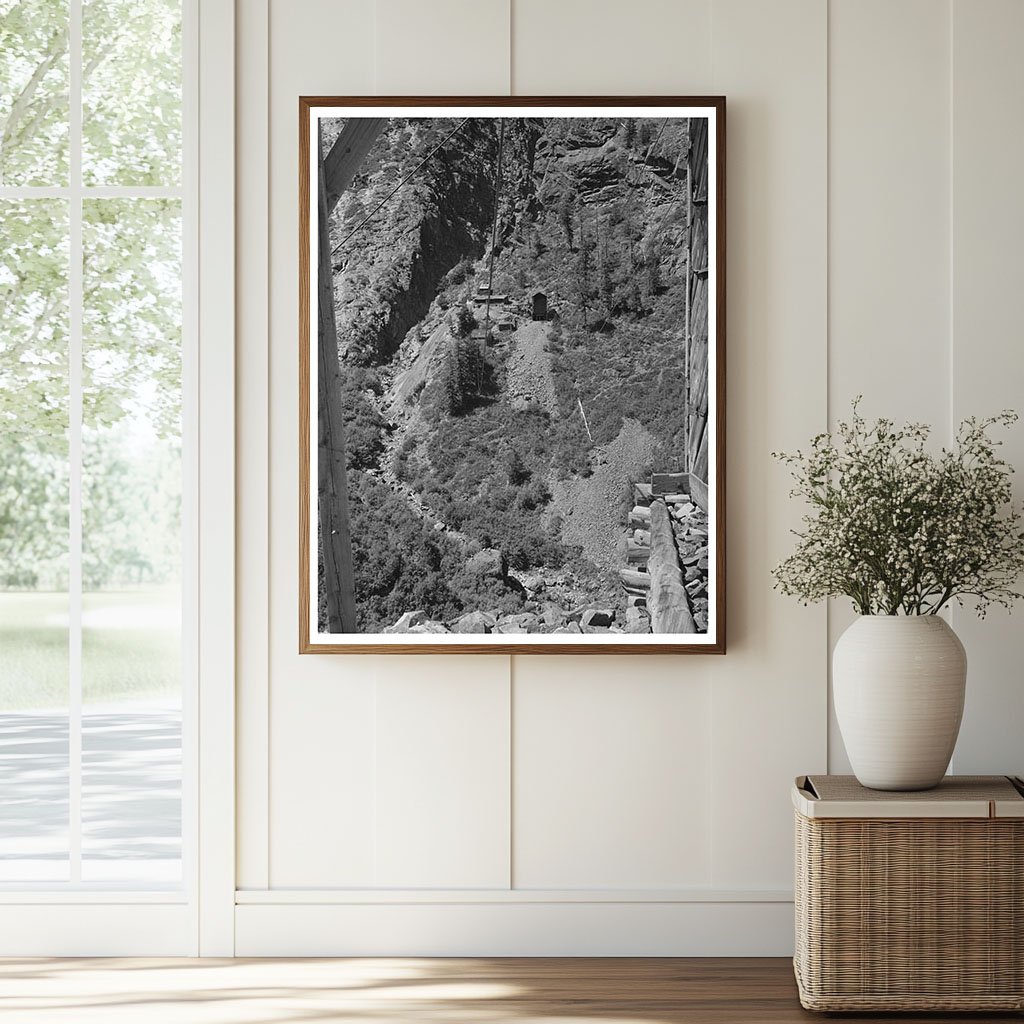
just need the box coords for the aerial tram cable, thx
[331,117,471,257]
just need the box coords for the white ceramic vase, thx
[833,615,967,791]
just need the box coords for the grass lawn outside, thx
[0,589,181,711]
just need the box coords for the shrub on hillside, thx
[448,303,476,339]
[338,367,386,471]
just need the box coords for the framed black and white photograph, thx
[299,97,725,654]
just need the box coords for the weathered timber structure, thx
[647,500,697,634]
[684,116,710,482]
[617,469,710,634]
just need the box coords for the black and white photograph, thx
[300,100,725,652]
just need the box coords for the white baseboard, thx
[235,897,795,956]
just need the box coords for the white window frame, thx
[0,0,235,956]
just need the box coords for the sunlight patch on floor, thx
[0,958,675,1024]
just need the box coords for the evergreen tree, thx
[574,212,596,327]
[629,278,643,315]
[458,337,478,396]
[619,196,645,313]
[440,343,463,416]
[597,218,616,317]
[449,303,475,338]
[557,186,576,250]
[642,239,662,299]
[504,445,530,486]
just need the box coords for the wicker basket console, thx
[793,774,1024,1012]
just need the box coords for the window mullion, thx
[68,0,84,886]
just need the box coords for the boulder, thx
[408,621,450,634]
[580,608,616,629]
[552,622,583,634]
[497,612,540,632]
[451,610,495,634]
[466,548,507,579]
[541,603,566,626]
[383,610,427,633]
[626,604,651,634]
[629,505,652,528]
[518,573,548,593]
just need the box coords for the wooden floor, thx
[0,957,1019,1023]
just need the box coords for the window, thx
[0,0,191,889]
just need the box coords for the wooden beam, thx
[323,117,386,213]
[314,117,386,633]
[687,472,709,514]
[317,130,357,633]
[651,471,688,496]
[619,568,651,591]
[647,499,696,634]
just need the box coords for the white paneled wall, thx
[375,0,510,94]
[826,0,953,773]
[234,0,1024,954]
[513,657,713,889]
[373,663,511,889]
[949,0,1024,777]
[511,0,712,94]
[707,0,828,890]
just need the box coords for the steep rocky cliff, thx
[322,115,706,633]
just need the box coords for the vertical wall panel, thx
[509,0,718,894]
[513,658,712,889]
[265,0,514,890]
[370,0,515,889]
[266,0,378,887]
[375,0,510,94]
[827,0,951,772]
[375,663,511,888]
[512,0,711,95]
[709,0,828,889]
[270,671,377,886]
[950,0,1024,777]
[828,0,951,423]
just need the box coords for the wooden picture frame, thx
[300,97,726,654]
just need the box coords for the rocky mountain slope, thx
[322,115,704,634]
